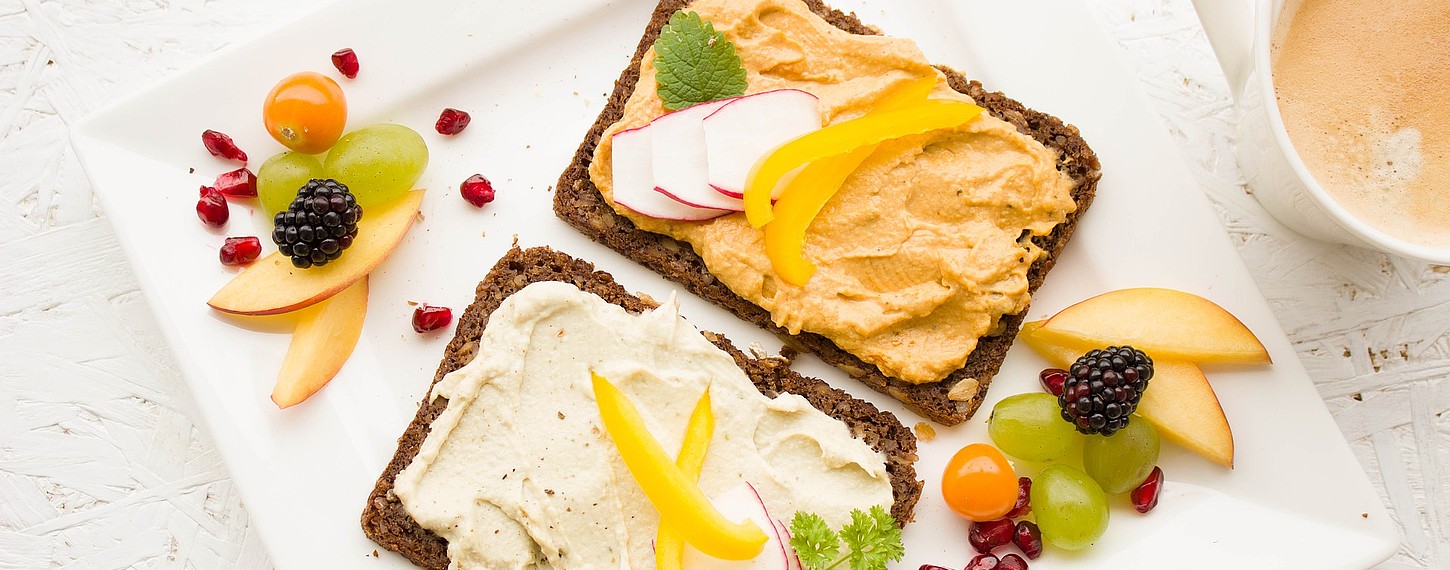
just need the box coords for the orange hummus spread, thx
[588,0,1077,384]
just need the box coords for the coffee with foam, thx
[1272,0,1449,248]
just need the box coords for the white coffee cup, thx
[1192,0,1450,263]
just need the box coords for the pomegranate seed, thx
[412,304,454,333]
[196,186,229,227]
[920,566,956,570]
[964,553,999,570]
[1039,368,1068,396]
[997,553,1028,570]
[460,174,495,207]
[1132,465,1164,513]
[1012,521,1043,560]
[1005,476,1032,518]
[219,236,262,266]
[968,518,1015,553]
[435,108,471,135]
[331,48,359,78]
[214,167,257,198]
[201,129,247,163]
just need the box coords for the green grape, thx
[987,393,1081,462]
[1083,416,1160,494]
[257,151,324,214]
[1031,464,1109,551]
[323,123,428,207]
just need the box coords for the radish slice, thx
[681,483,789,570]
[704,89,821,199]
[651,99,744,211]
[610,125,729,221]
[776,519,802,570]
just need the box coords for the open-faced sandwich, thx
[555,0,1100,425]
[362,247,921,569]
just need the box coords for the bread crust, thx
[360,246,922,569]
[552,0,1101,425]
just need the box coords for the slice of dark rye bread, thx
[361,246,922,570]
[553,0,1101,426]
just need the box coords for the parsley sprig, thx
[652,11,748,110]
[789,507,904,570]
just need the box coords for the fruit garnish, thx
[1031,464,1108,551]
[941,443,1018,521]
[1004,476,1032,518]
[744,99,981,228]
[964,553,998,570]
[787,506,904,570]
[214,167,258,198]
[988,393,1081,462]
[331,48,359,79]
[1060,346,1152,436]
[258,151,325,214]
[590,372,767,560]
[196,186,229,227]
[219,236,262,266]
[263,71,348,154]
[272,277,367,408]
[201,129,247,163]
[208,190,424,316]
[1131,466,1164,513]
[655,389,715,570]
[997,553,1028,570]
[324,124,428,208]
[1083,416,1160,494]
[1012,521,1043,560]
[652,11,747,111]
[411,304,453,333]
[759,76,936,284]
[1019,321,1235,468]
[1038,368,1067,396]
[1034,288,1270,365]
[435,108,471,135]
[272,179,362,269]
[459,174,495,207]
[967,518,1014,553]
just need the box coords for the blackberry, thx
[1058,346,1153,436]
[271,179,362,269]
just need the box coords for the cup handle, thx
[1192,0,1257,100]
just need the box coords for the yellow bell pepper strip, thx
[878,75,940,108]
[654,388,715,570]
[743,99,984,227]
[762,148,876,285]
[762,75,962,285]
[591,372,767,560]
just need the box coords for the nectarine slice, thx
[1038,288,1270,365]
[272,277,368,408]
[1019,321,1235,468]
[208,190,423,315]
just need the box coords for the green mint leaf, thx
[839,506,904,570]
[653,10,748,111]
[789,511,840,570]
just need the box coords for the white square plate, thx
[71,0,1398,567]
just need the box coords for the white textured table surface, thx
[1,0,1445,568]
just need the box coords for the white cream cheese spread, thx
[393,282,893,569]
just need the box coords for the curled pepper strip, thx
[743,98,984,228]
[654,388,715,570]
[762,76,967,285]
[592,372,766,560]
